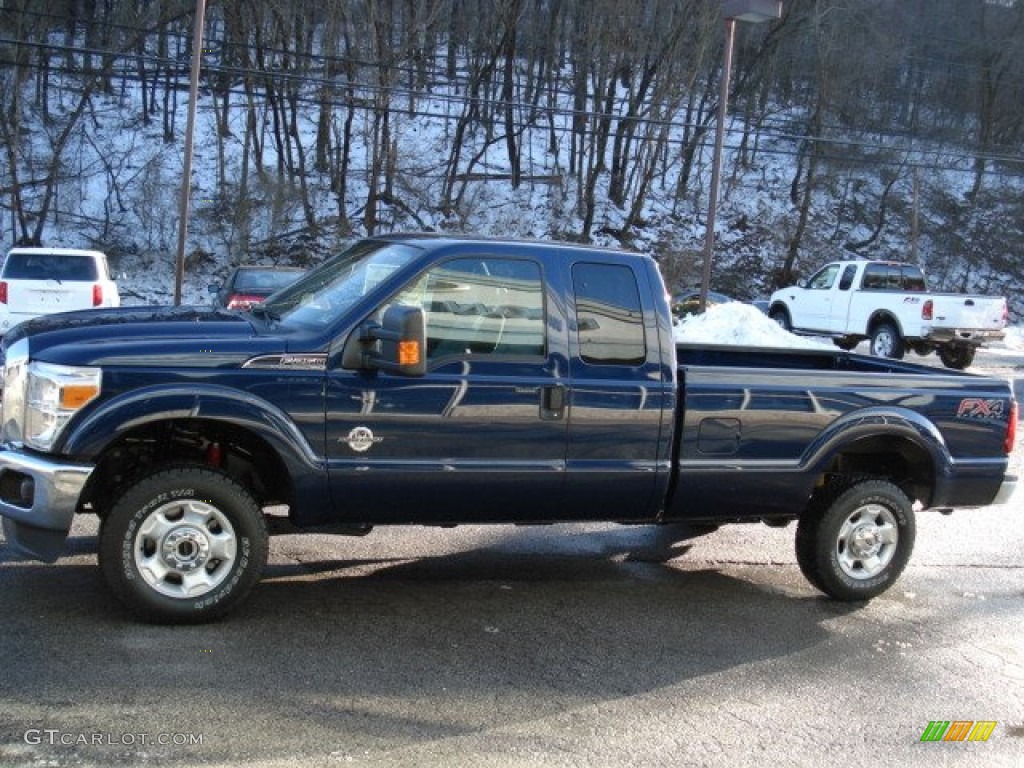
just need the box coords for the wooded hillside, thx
[2,0,1023,314]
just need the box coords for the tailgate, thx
[930,295,1005,330]
[6,279,96,314]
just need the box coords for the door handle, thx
[541,384,566,421]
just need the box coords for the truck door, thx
[564,259,674,520]
[796,262,841,331]
[826,263,859,332]
[324,255,569,523]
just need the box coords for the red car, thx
[211,265,306,310]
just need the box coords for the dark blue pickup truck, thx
[0,234,1017,622]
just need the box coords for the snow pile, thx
[1002,326,1024,351]
[673,302,833,350]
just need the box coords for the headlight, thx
[2,341,101,451]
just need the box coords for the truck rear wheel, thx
[795,479,915,601]
[938,344,975,370]
[98,465,268,623]
[869,323,904,359]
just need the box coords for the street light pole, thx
[173,0,207,306]
[698,0,782,312]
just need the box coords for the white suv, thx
[0,247,121,335]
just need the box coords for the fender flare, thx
[865,310,904,339]
[799,406,954,506]
[59,383,324,476]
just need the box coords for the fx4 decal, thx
[956,398,1005,419]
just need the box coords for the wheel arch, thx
[62,385,324,515]
[768,302,792,329]
[866,310,904,338]
[802,408,951,509]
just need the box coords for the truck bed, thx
[677,342,970,375]
[669,342,1013,524]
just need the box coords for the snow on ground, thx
[673,302,832,349]
[998,325,1024,352]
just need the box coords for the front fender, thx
[58,384,325,476]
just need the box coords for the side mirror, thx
[349,305,427,376]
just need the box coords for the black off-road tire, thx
[99,465,268,623]
[769,307,792,331]
[938,344,976,370]
[833,337,860,351]
[795,479,915,602]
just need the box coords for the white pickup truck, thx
[768,260,1008,369]
[0,247,120,335]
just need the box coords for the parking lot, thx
[0,350,1021,768]
[1,490,1022,767]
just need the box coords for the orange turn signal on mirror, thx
[398,340,421,366]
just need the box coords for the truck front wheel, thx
[795,480,915,601]
[769,306,791,331]
[98,465,269,623]
[869,323,905,359]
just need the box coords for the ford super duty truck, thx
[0,235,1017,622]
[768,259,1008,369]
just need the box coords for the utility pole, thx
[173,0,207,305]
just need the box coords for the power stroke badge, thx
[343,426,383,452]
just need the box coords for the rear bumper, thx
[0,447,93,562]
[992,473,1018,506]
[922,328,1006,345]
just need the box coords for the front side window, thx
[394,257,545,360]
[807,264,840,290]
[572,263,645,366]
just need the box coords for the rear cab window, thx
[571,263,646,366]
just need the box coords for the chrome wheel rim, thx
[836,504,898,580]
[133,500,237,598]
[871,330,895,357]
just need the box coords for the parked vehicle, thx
[768,260,1008,369]
[210,265,306,310]
[0,235,1017,622]
[0,247,120,335]
[671,290,733,318]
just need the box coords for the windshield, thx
[260,241,422,328]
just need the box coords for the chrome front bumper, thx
[0,447,94,562]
